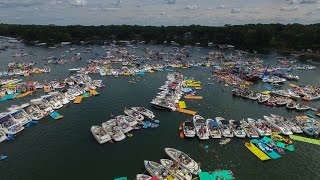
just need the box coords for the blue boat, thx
[0,155,8,161]
[251,139,281,159]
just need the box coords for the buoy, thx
[180,132,185,139]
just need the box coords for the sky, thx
[0,0,320,26]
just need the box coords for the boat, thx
[182,121,196,138]
[144,160,169,179]
[115,115,132,133]
[160,159,192,180]
[215,117,233,138]
[295,103,310,111]
[229,120,246,138]
[247,118,272,136]
[193,115,209,140]
[0,130,7,143]
[136,174,151,180]
[257,94,270,103]
[111,126,126,142]
[124,108,144,121]
[90,125,112,144]
[250,139,281,159]
[270,114,303,134]
[165,148,201,175]
[240,119,259,138]
[0,155,8,161]
[131,107,155,119]
[286,101,297,109]
[206,119,222,139]
[264,116,293,135]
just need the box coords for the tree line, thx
[0,23,319,52]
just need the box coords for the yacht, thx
[182,121,196,138]
[193,115,209,140]
[229,120,246,138]
[215,117,233,138]
[206,119,222,139]
[90,125,111,144]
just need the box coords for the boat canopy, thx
[185,121,194,127]
[210,121,218,127]
[0,114,10,124]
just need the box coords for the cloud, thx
[69,0,87,6]
[231,8,241,13]
[281,5,299,11]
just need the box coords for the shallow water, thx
[0,41,319,180]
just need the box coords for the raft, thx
[199,171,234,180]
[178,101,187,109]
[16,91,34,98]
[289,135,320,145]
[114,177,127,180]
[89,90,99,96]
[83,92,90,98]
[176,108,197,116]
[262,136,294,152]
[245,142,270,161]
[49,111,63,120]
[184,95,203,100]
[0,94,15,101]
[74,96,83,104]
[250,139,281,159]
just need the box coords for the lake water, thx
[0,40,319,180]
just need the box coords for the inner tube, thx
[180,131,184,139]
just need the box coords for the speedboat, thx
[136,174,151,180]
[183,121,196,138]
[165,148,201,175]
[286,101,297,109]
[206,119,222,139]
[0,129,7,143]
[264,115,293,135]
[215,117,233,138]
[295,103,310,111]
[229,120,246,138]
[111,126,126,141]
[90,125,112,144]
[240,119,259,138]
[150,98,176,111]
[131,107,155,119]
[193,115,209,140]
[124,108,144,121]
[160,159,193,180]
[144,160,169,180]
[248,118,272,136]
[270,114,303,134]
[115,116,132,133]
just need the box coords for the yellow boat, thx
[245,142,271,161]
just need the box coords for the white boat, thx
[295,103,310,111]
[0,129,7,143]
[247,118,272,136]
[240,119,259,138]
[193,115,209,140]
[183,121,196,138]
[111,126,126,142]
[286,101,297,109]
[263,115,293,135]
[215,117,233,138]
[10,110,32,126]
[69,68,80,72]
[136,174,151,180]
[115,116,132,133]
[270,114,303,134]
[144,160,168,180]
[90,126,112,144]
[165,148,201,175]
[131,107,155,119]
[117,115,138,127]
[124,108,144,121]
[160,159,192,180]
[206,119,222,139]
[229,120,246,138]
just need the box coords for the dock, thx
[16,91,34,98]
[184,95,203,100]
[289,135,320,145]
[89,90,100,96]
[49,111,63,120]
[176,108,197,116]
[245,142,270,161]
[178,101,187,109]
[74,96,83,104]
